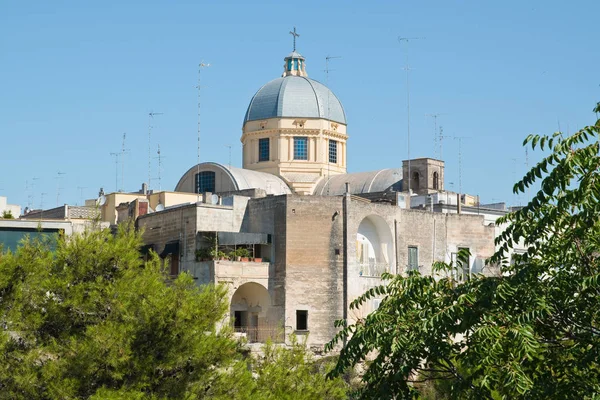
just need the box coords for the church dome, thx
[243,52,346,125]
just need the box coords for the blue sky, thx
[1,0,599,209]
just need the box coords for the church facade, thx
[136,46,507,348]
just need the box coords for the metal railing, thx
[359,262,391,277]
[233,325,284,343]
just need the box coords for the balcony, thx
[359,262,391,277]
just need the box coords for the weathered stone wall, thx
[280,195,344,346]
[281,195,498,347]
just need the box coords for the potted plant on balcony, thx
[195,248,211,262]
[253,256,262,262]
[236,248,250,262]
[217,251,228,261]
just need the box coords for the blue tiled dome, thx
[244,76,347,125]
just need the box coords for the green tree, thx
[251,336,348,400]
[0,224,250,399]
[327,105,600,399]
[1,210,13,219]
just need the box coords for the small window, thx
[195,171,215,193]
[296,310,308,331]
[408,246,418,271]
[433,171,439,190]
[294,137,308,160]
[329,140,338,164]
[287,59,292,71]
[258,138,270,162]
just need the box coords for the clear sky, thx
[1,0,599,209]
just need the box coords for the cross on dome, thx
[289,27,299,51]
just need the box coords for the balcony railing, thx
[359,262,391,277]
[233,325,284,343]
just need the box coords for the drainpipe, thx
[342,183,350,346]
[394,219,399,275]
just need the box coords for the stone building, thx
[135,45,514,348]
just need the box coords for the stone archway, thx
[356,215,395,277]
[230,282,273,343]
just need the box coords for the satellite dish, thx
[210,194,219,205]
[96,195,106,206]
[155,203,165,212]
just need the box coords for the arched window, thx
[195,171,215,193]
[433,171,439,190]
[411,171,420,191]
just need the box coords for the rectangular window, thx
[258,138,270,162]
[408,246,418,271]
[294,137,308,160]
[296,310,308,331]
[329,140,337,163]
[452,247,471,281]
[195,171,215,193]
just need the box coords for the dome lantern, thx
[283,51,307,77]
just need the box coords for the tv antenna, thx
[325,55,341,195]
[426,113,444,159]
[148,112,163,190]
[398,36,424,193]
[110,151,120,192]
[438,126,452,161]
[55,172,66,206]
[224,144,232,169]
[197,61,210,201]
[40,192,48,211]
[121,132,130,192]
[154,144,165,191]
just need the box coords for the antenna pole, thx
[398,37,423,194]
[426,113,443,159]
[157,145,162,191]
[148,112,163,190]
[453,136,471,196]
[55,172,66,206]
[110,152,119,193]
[121,133,130,192]
[197,61,210,202]
[225,144,232,169]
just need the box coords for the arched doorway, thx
[356,215,395,277]
[230,282,273,343]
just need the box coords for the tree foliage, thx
[0,224,247,398]
[327,106,600,399]
[250,336,348,400]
